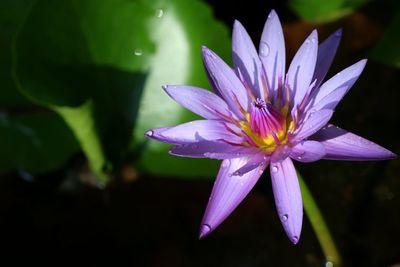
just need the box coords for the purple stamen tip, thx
[249,98,284,138]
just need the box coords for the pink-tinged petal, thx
[311,59,367,106]
[202,47,250,118]
[311,125,397,160]
[199,157,267,238]
[259,10,286,100]
[270,157,302,244]
[146,120,243,145]
[290,140,326,162]
[232,153,269,176]
[232,20,264,99]
[287,30,318,108]
[169,141,256,159]
[293,109,333,141]
[312,29,342,88]
[163,85,234,120]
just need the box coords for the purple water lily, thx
[145,10,396,244]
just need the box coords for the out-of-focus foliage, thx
[0,112,79,172]
[289,0,369,22]
[9,0,231,180]
[0,0,80,173]
[370,12,400,68]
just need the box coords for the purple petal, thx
[287,30,318,108]
[232,153,268,176]
[310,59,367,107]
[311,124,397,160]
[202,47,250,118]
[312,29,342,88]
[259,10,286,100]
[199,157,267,238]
[232,20,264,99]
[270,157,302,244]
[169,140,255,159]
[146,120,243,145]
[163,85,233,120]
[290,140,326,162]
[293,109,333,141]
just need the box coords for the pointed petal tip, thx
[268,9,277,17]
[161,85,168,90]
[199,224,212,239]
[335,28,343,36]
[310,29,318,40]
[144,130,154,138]
[291,235,300,245]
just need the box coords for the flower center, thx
[239,98,293,153]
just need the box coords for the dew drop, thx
[260,42,270,57]
[292,236,299,244]
[134,48,143,56]
[271,165,279,173]
[336,72,341,76]
[311,37,316,43]
[155,8,164,18]
[145,130,154,137]
[297,156,302,160]
[325,261,333,267]
[281,214,288,222]
[268,12,274,19]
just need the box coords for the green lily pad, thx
[13,0,230,179]
[289,0,369,23]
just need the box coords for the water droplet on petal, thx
[260,42,270,57]
[325,261,333,267]
[311,37,316,43]
[155,8,164,18]
[292,236,299,244]
[305,39,310,44]
[281,214,288,222]
[337,72,341,76]
[271,165,279,173]
[145,130,154,137]
[134,48,143,56]
[268,12,275,19]
[297,156,302,160]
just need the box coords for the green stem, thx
[298,172,342,267]
[54,101,109,185]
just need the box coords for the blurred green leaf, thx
[0,112,79,173]
[0,0,80,174]
[14,0,230,179]
[132,0,231,178]
[289,0,369,23]
[0,0,33,105]
[370,12,400,68]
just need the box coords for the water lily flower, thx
[145,10,396,244]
